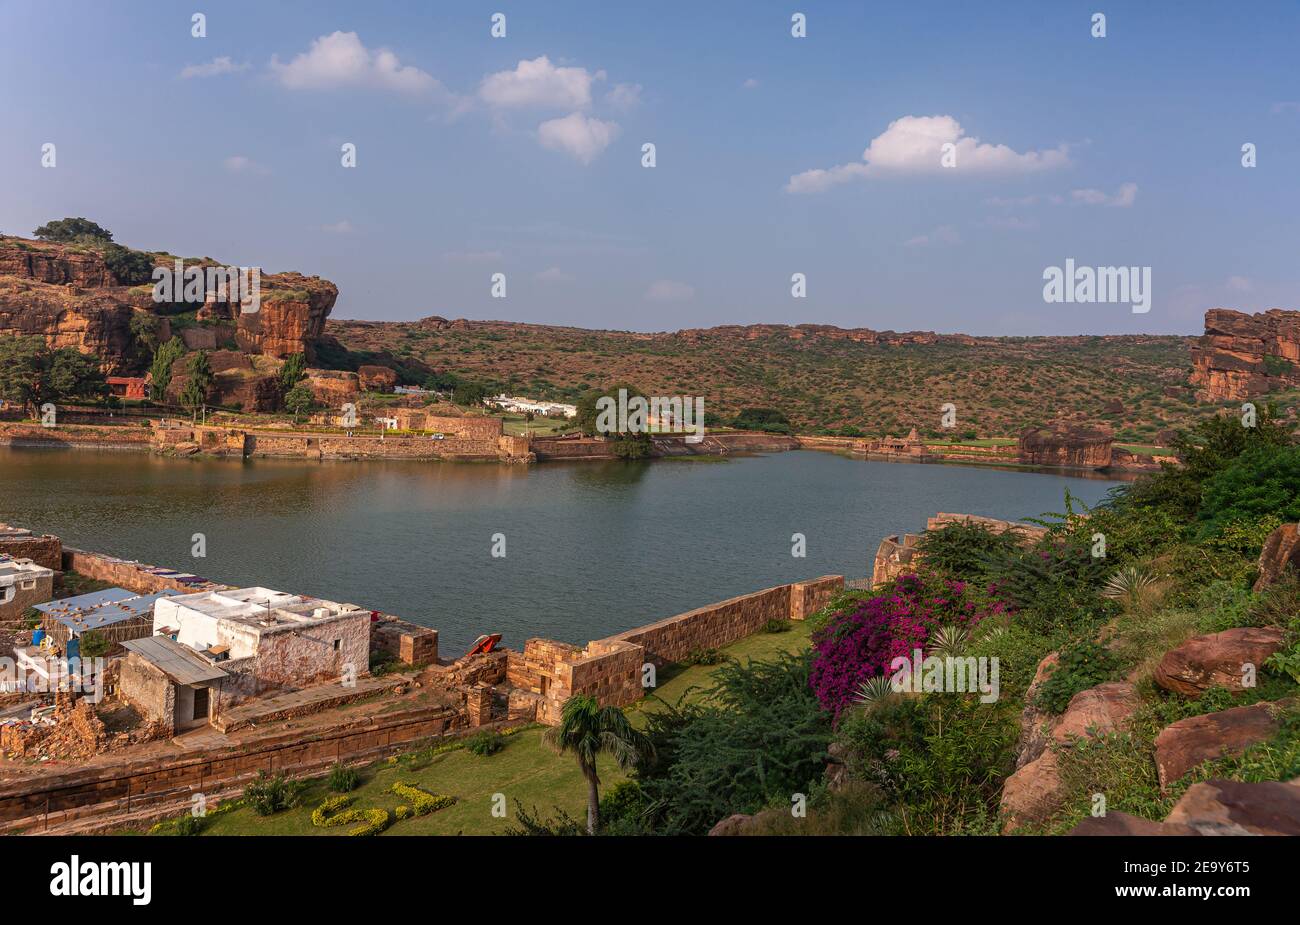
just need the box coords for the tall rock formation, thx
[0,234,337,371]
[1190,308,1300,402]
[1018,423,1114,469]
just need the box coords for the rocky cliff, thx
[0,235,337,372]
[1017,423,1114,469]
[1189,308,1300,402]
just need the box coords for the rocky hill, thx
[330,315,1200,443]
[0,234,337,372]
[1190,308,1300,402]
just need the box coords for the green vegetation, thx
[148,336,185,399]
[543,694,654,834]
[0,335,107,412]
[179,351,212,419]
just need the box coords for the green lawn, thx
[184,618,814,836]
[1115,443,1168,455]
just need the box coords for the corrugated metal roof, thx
[121,636,228,685]
[35,589,180,632]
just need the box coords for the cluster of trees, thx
[574,383,653,459]
[0,336,106,412]
[33,217,155,285]
[730,407,791,434]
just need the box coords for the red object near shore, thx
[467,633,502,656]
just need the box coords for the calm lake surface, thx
[0,447,1122,654]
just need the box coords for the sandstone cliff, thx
[1018,423,1114,469]
[0,234,337,372]
[1190,308,1300,401]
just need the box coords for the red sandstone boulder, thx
[1152,627,1287,697]
[1051,682,1140,743]
[1165,778,1300,835]
[358,364,398,392]
[305,369,360,406]
[1000,748,1063,831]
[1253,523,1300,591]
[1067,811,1199,836]
[1154,701,1287,790]
[1017,423,1114,469]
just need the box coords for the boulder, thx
[1012,652,1059,769]
[305,369,360,407]
[1017,423,1114,469]
[1166,778,1300,835]
[1152,627,1287,697]
[1051,682,1140,742]
[358,364,398,392]
[1067,811,1199,836]
[1253,523,1300,591]
[1000,748,1063,831]
[1153,701,1286,789]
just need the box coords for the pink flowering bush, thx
[809,574,1010,720]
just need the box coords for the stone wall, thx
[119,652,177,736]
[248,610,371,691]
[0,703,460,831]
[609,584,793,666]
[0,422,151,451]
[0,568,54,623]
[0,529,63,571]
[61,548,228,596]
[790,575,844,620]
[371,616,438,667]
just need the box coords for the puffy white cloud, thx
[180,56,249,79]
[480,56,603,109]
[787,115,1070,193]
[605,82,642,110]
[1070,182,1138,207]
[270,31,439,94]
[644,279,695,302]
[223,155,269,175]
[537,112,619,164]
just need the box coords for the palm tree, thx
[544,694,655,834]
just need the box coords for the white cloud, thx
[538,112,619,164]
[644,279,695,302]
[1070,182,1137,207]
[742,78,760,90]
[480,56,603,109]
[223,155,269,175]
[270,31,440,94]
[903,225,962,247]
[318,220,353,234]
[1226,275,1254,292]
[605,82,642,110]
[441,250,503,262]
[535,266,574,282]
[786,115,1070,193]
[180,56,250,79]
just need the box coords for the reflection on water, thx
[0,447,1122,654]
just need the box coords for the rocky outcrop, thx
[1154,700,1287,790]
[1017,423,1114,469]
[358,364,398,392]
[1164,778,1300,835]
[0,234,336,369]
[305,369,361,406]
[1253,523,1300,591]
[1190,308,1300,401]
[164,350,283,413]
[1000,680,1139,831]
[1152,627,1286,697]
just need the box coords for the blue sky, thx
[2,0,1297,335]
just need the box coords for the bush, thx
[1033,640,1119,714]
[311,794,392,836]
[681,647,724,666]
[1198,445,1300,537]
[466,729,504,756]
[243,771,305,816]
[809,573,1009,720]
[326,762,359,793]
[762,618,791,634]
[389,781,454,816]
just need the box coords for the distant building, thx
[0,556,55,622]
[487,394,577,418]
[119,587,371,733]
[106,376,148,401]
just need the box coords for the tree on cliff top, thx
[0,336,107,413]
[33,217,113,243]
[148,337,185,401]
[544,694,654,835]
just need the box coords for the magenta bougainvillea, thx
[809,574,1009,720]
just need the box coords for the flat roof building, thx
[0,556,55,623]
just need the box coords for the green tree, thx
[278,353,308,391]
[452,381,488,407]
[102,243,155,285]
[149,337,185,400]
[128,311,160,367]
[284,384,314,422]
[180,351,213,421]
[32,217,113,243]
[0,336,106,412]
[544,694,655,834]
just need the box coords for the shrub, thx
[681,647,724,666]
[243,771,305,816]
[466,729,505,756]
[389,781,454,816]
[1033,640,1119,714]
[809,573,1008,720]
[311,794,391,836]
[762,618,791,634]
[326,761,359,793]
[1198,445,1300,537]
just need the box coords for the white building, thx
[488,394,577,418]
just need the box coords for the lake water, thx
[0,447,1122,655]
